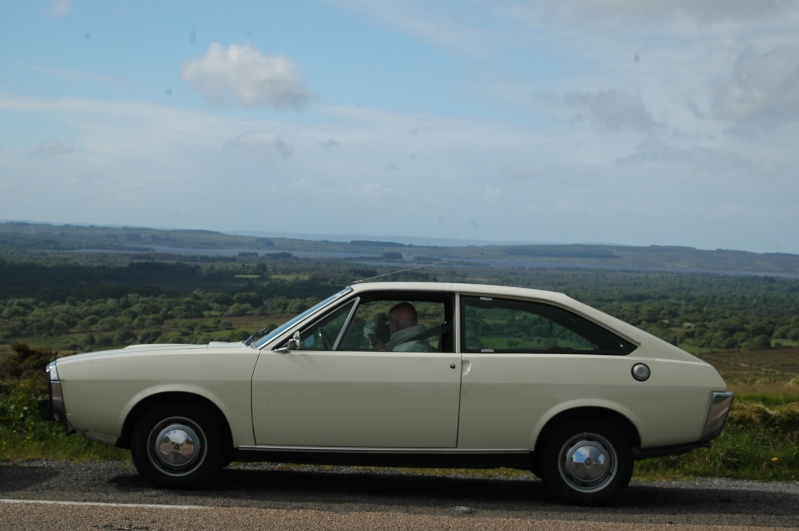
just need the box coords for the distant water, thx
[79,246,384,259]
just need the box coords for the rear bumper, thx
[700,391,735,443]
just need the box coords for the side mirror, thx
[290,330,301,350]
[276,331,302,354]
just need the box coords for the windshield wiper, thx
[244,327,271,346]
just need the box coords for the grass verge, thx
[635,400,799,481]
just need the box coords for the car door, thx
[456,295,638,449]
[251,292,460,448]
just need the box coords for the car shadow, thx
[106,465,799,520]
[0,465,60,492]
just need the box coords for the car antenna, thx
[353,257,459,284]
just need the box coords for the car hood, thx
[55,341,246,365]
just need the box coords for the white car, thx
[39,282,733,505]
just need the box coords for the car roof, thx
[349,281,572,303]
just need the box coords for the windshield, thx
[250,287,353,349]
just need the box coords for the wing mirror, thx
[277,331,302,353]
[290,331,301,350]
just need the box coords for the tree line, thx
[1,257,798,354]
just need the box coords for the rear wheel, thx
[537,418,633,506]
[130,403,229,489]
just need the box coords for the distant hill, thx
[1,221,798,278]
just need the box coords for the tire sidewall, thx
[130,403,227,489]
[538,418,633,506]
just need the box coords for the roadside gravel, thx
[1,461,798,529]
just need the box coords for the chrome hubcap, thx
[559,434,616,493]
[148,418,205,476]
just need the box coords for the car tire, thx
[537,418,633,506]
[130,403,229,489]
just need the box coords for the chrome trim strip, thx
[237,445,528,455]
[700,391,734,442]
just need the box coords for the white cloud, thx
[542,89,656,132]
[224,131,295,159]
[712,46,799,126]
[24,63,130,85]
[320,139,339,149]
[616,137,769,178]
[30,139,76,158]
[536,0,796,24]
[321,0,503,57]
[48,0,71,18]
[181,44,316,110]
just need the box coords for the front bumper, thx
[38,361,74,434]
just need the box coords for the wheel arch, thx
[534,406,641,456]
[117,392,233,451]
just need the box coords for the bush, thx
[0,343,58,384]
[137,329,162,344]
[0,344,128,461]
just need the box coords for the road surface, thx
[1,461,797,529]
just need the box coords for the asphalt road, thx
[1,461,798,530]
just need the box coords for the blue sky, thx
[2,1,799,254]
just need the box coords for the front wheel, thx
[537,418,633,506]
[130,403,229,489]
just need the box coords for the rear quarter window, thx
[461,296,636,355]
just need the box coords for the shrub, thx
[0,343,58,384]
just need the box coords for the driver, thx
[386,302,429,352]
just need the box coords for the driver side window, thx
[339,297,451,353]
[296,293,453,353]
[298,301,355,351]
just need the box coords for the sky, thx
[1,1,799,254]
